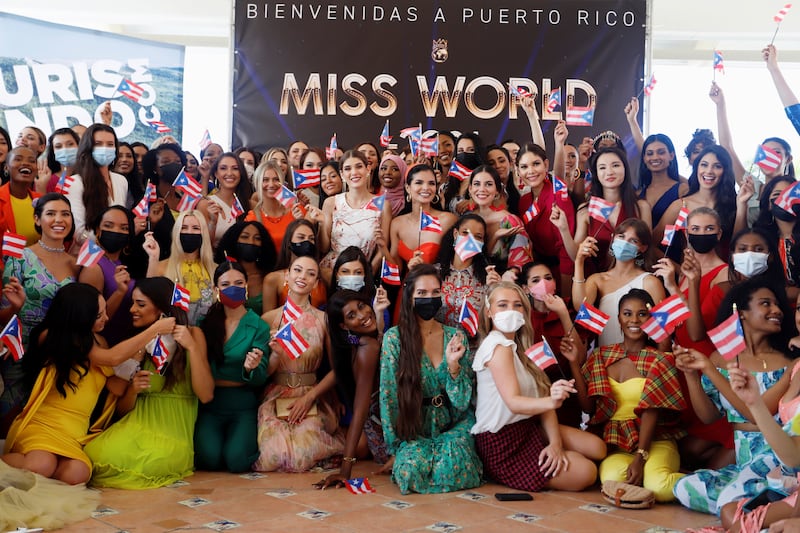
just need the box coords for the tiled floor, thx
[56,462,721,532]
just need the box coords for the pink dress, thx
[252,309,344,472]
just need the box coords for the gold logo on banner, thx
[432,39,448,63]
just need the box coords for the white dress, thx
[206,195,236,247]
[66,171,128,244]
[320,193,381,270]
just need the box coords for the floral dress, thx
[320,194,381,270]
[673,367,787,515]
[379,325,482,494]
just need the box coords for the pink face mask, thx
[529,279,556,301]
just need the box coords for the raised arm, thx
[709,82,747,185]
[520,94,546,151]
[625,97,644,153]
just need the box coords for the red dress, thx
[585,201,629,275]
[519,182,575,276]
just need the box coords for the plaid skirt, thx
[474,417,548,492]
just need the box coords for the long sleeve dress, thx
[379,325,482,494]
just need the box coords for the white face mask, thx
[732,251,769,277]
[338,275,365,291]
[492,310,526,333]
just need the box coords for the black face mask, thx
[98,230,129,254]
[414,297,442,321]
[455,152,481,170]
[773,205,797,222]
[290,240,315,257]
[180,233,203,253]
[688,233,719,254]
[237,242,260,262]
[160,162,183,183]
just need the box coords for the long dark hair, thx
[24,283,101,396]
[329,245,376,300]
[436,213,489,285]
[727,227,784,284]
[76,124,118,230]
[716,277,796,355]
[201,262,248,365]
[754,175,800,279]
[395,264,441,441]
[34,193,76,242]
[214,220,276,272]
[117,142,145,201]
[638,134,680,194]
[211,152,253,211]
[326,289,376,403]
[589,147,640,219]
[318,160,341,208]
[135,277,189,389]
[686,145,737,243]
[275,219,318,270]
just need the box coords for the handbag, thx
[275,397,318,419]
[601,480,655,509]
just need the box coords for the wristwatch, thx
[635,448,650,461]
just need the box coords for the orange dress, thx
[398,241,441,265]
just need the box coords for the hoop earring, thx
[433,194,441,205]
[406,194,411,202]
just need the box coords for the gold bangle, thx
[342,456,357,464]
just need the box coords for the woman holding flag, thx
[563,288,686,502]
[84,276,212,489]
[751,176,800,294]
[471,281,602,493]
[388,164,456,270]
[253,254,343,472]
[672,278,795,515]
[205,153,252,248]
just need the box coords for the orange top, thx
[398,240,441,265]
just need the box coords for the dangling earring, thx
[406,193,411,203]
[215,289,220,303]
[634,253,645,267]
[346,329,360,345]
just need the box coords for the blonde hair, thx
[252,160,286,216]
[261,147,289,165]
[478,281,551,396]
[164,210,217,285]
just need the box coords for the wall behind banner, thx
[0,13,184,145]
[232,0,647,153]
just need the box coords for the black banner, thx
[233,0,646,152]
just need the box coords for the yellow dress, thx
[4,364,115,472]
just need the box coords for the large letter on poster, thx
[0,13,184,143]
[233,0,646,152]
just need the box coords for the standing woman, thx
[245,161,299,253]
[84,277,214,489]
[317,150,391,273]
[471,281,602,493]
[318,160,343,209]
[1,193,77,434]
[316,290,388,488]
[40,128,80,195]
[0,126,11,177]
[752,176,800,292]
[297,147,325,207]
[485,145,520,214]
[468,165,533,274]
[67,124,128,245]
[206,152,252,247]
[262,147,290,182]
[196,262,270,473]
[113,142,143,209]
[517,141,576,292]
[378,154,407,216]
[254,255,344,472]
[566,147,652,275]
[638,134,688,227]
[379,264,482,494]
[0,147,41,248]
[15,126,46,158]
[389,164,456,270]
[146,210,216,326]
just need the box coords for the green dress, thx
[379,325,482,494]
[84,357,198,489]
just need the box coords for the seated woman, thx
[84,277,214,489]
[388,164,456,270]
[2,283,175,485]
[471,281,603,493]
[196,262,270,473]
[315,290,388,489]
[253,255,344,472]
[379,264,482,494]
[673,278,796,515]
[565,289,686,503]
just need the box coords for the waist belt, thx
[273,371,316,388]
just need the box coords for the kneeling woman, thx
[471,281,604,492]
[379,264,482,494]
[564,289,686,503]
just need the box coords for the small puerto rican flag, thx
[508,84,533,99]
[674,206,690,231]
[420,211,442,233]
[77,238,105,268]
[0,314,24,361]
[132,182,157,217]
[454,233,482,262]
[148,120,171,134]
[379,120,392,148]
[708,310,746,361]
[381,257,401,285]
[575,301,610,336]
[171,282,190,311]
[2,231,26,258]
[116,78,145,102]
[345,477,376,494]
[325,133,338,160]
[553,176,568,198]
[661,225,677,247]
[650,294,691,333]
[526,339,557,371]
[522,201,540,224]
[547,87,562,113]
[448,160,471,181]
[274,185,298,208]
[275,322,310,360]
[755,144,783,173]
[199,129,212,151]
[151,334,170,373]
[55,171,75,194]
[365,194,386,212]
[775,181,800,212]
[587,196,615,223]
[566,106,595,127]
[282,295,303,324]
[293,168,321,189]
[173,168,203,197]
[176,190,202,212]
[230,194,245,220]
[642,312,670,343]
[458,299,479,337]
